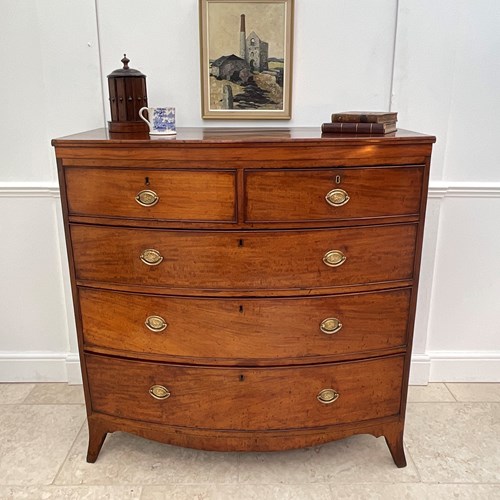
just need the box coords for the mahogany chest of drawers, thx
[53,127,435,466]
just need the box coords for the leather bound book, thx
[322,122,397,134]
[331,111,398,124]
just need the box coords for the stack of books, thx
[321,111,398,134]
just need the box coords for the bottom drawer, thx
[86,354,404,430]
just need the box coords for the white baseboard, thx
[410,351,500,384]
[65,353,83,384]
[427,350,500,382]
[409,354,431,385]
[0,352,82,384]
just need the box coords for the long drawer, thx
[245,166,423,222]
[65,168,236,222]
[80,288,411,360]
[71,224,417,290]
[86,354,404,430]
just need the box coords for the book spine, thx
[322,122,396,134]
[331,113,397,123]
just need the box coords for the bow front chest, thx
[53,127,435,466]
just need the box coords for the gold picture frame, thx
[199,0,294,119]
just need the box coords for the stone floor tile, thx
[326,483,500,499]
[0,486,142,499]
[407,383,455,402]
[0,384,36,404]
[55,425,239,485]
[0,405,86,485]
[23,383,85,405]
[141,484,332,500]
[405,402,500,483]
[3,382,499,495]
[238,434,420,484]
[446,383,500,402]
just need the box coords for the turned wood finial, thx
[121,54,130,70]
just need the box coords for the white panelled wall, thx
[1,0,499,383]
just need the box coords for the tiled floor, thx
[0,383,499,499]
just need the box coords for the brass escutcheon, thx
[320,317,343,335]
[149,385,171,400]
[317,388,340,404]
[136,189,159,207]
[325,188,350,207]
[323,250,346,267]
[145,315,168,333]
[140,249,163,266]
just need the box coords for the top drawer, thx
[245,166,423,222]
[65,168,236,222]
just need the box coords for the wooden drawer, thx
[65,168,236,222]
[245,166,423,222]
[86,354,404,430]
[71,224,417,290]
[80,288,411,361]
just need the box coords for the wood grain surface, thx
[71,224,417,290]
[79,287,411,362]
[53,127,435,464]
[65,167,236,222]
[245,166,423,222]
[86,353,404,430]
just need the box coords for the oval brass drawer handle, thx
[317,388,340,404]
[149,385,171,400]
[325,188,350,207]
[136,189,159,207]
[320,317,343,335]
[140,249,163,266]
[323,250,346,267]
[145,315,168,333]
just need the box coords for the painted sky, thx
[207,2,286,60]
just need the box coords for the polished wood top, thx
[52,127,436,147]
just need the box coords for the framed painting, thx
[199,0,294,119]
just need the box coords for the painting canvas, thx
[200,0,294,119]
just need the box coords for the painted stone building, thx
[210,54,249,81]
[240,15,269,72]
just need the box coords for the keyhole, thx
[335,175,341,184]
[239,305,244,313]
[145,176,150,186]
[238,239,244,247]
[239,374,245,382]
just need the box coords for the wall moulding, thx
[3,181,500,199]
[0,182,60,198]
[428,181,500,198]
